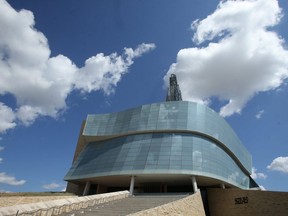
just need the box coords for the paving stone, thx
[58,194,189,216]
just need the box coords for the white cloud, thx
[74,43,155,94]
[267,156,288,173]
[0,147,4,164]
[0,0,155,133]
[0,189,11,193]
[0,146,3,163]
[251,167,267,179]
[0,172,26,186]
[42,182,61,190]
[61,187,67,192]
[255,110,265,119]
[0,103,16,132]
[165,0,288,117]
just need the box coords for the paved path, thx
[58,194,189,216]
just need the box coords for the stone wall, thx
[0,195,75,208]
[0,190,129,216]
[129,191,205,216]
[207,188,288,216]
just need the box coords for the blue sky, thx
[1,0,288,192]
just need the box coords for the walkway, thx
[58,194,189,216]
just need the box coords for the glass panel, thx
[69,101,252,188]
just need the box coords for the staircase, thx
[59,194,189,216]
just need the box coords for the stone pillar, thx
[83,181,91,196]
[129,176,135,195]
[191,176,198,193]
[220,183,225,189]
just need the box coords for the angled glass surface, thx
[83,101,252,173]
[65,133,250,189]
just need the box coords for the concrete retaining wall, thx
[0,191,129,216]
[207,188,288,216]
[128,191,205,216]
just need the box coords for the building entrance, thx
[139,183,193,193]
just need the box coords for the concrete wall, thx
[207,188,288,216]
[129,191,205,216]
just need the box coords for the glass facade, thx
[65,101,252,189]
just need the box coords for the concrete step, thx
[58,194,189,216]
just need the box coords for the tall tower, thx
[166,74,182,101]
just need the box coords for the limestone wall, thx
[129,191,206,216]
[207,188,288,216]
[0,190,129,216]
[0,195,75,208]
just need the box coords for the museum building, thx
[64,74,258,195]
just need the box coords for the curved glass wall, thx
[65,133,250,189]
[83,101,251,173]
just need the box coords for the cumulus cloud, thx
[165,0,288,117]
[0,103,16,132]
[74,43,155,94]
[267,156,288,173]
[255,110,265,119]
[251,167,267,179]
[42,182,61,190]
[0,146,3,163]
[0,0,155,133]
[0,172,26,186]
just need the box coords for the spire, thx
[166,74,182,101]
